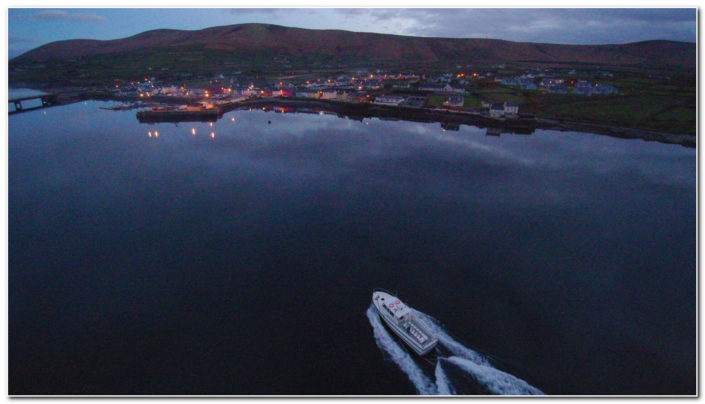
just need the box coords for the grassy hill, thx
[10,23,696,86]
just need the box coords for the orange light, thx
[210,132,215,138]
[191,128,196,135]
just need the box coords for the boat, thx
[372,290,438,355]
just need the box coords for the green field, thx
[475,76,695,135]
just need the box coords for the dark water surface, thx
[9,101,695,395]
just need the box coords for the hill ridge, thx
[11,23,695,72]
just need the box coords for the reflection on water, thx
[135,102,538,136]
[9,101,695,395]
[9,87,49,99]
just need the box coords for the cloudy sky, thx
[8,8,697,58]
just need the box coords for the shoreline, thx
[13,87,696,148]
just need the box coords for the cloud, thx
[9,35,35,43]
[228,8,279,15]
[31,9,106,23]
[328,8,695,44]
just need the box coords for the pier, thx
[9,93,59,115]
[136,107,222,123]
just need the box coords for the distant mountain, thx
[11,23,695,72]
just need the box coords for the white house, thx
[504,102,519,115]
[489,104,505,118]
[373,95,406,106]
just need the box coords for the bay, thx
[9,101,695,395]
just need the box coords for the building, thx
[418,83,447,92]
[366,79,383,89]
[540,77,565,87]
[444,95,464,107]
[319,90,337,100]
[351,92,369,103]
[497,77,519,86]
[335,90,357,102]
[446,84,466,93]
[274,88,295,97]
[373,95,406,106]
[295,90,317,99]
[504,102,519,116]
[418,83,464,93]
[489,104,505,118]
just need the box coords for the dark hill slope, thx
[12,23,695,71]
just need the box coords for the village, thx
[107,65,621,121]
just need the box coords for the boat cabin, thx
[383,299,411,325]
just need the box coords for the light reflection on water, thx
[8,101,696,395]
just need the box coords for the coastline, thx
[12,87,696,148]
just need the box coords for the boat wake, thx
[366,305,544,395]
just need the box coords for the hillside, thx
[12,23,696,73]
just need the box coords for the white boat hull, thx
[372,291,438,356]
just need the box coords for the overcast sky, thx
[8,8,697,58]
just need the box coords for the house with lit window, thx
[444,95,464,107]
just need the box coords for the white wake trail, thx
[367,304,544,395]
[412,309,490,366]
[445,356,545,395]
[365,305,438,395]
[434,359,455,395]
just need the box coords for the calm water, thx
[9,101,695,395]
